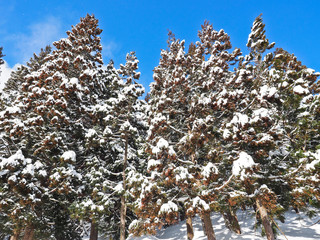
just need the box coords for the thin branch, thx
[270,215,289,240]
[215,174,234,191]
[168,124,186,135]
[175,158,194,165]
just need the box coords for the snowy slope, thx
[127,209,320,240]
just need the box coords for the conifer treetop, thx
[52,13,103,67]
[247,14,275,60]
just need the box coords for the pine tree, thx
[271,48,320,215]
[2,46,52,106]
[221,14,278,240]
[0,14,103,239]
[71,53,147,240]
[132,22,240,240]
[69,61,122,240]
[220,14,318,240]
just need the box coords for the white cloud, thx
[102,41,118,59]
[10,17,63,63]
[0,61,15,91]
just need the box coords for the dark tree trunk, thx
[186,215,194,240]
[22,224,34,240]
[201,214,207,236]
[89,221,98,240]
[222,207,241,234]
[120,195,127,240]
[256,198,275,240]
[201,211,216,240]
[120,136,128,240]
[10,228,20,240]
[180,208,186,221]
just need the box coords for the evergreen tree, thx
[220,14,319,240]
[221,14,282,240]
[0,14,103,239]
[72,53,147,240]
[2,46,52,106]
[132,22,240,240]
[272,48,320,215]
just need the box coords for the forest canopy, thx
[0,13,319,240]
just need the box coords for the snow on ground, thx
[127,209,320,240]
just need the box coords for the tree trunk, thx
[22,224,34,240]
[186,215,194,240]
[10,236,18,240]
[222,207,241,234]
[10,233,19,240]
[89,221,98,240]
[120,136,128,240]
[120,195,127,240]
[201,214,207,236]
[10,229,20,240]
[256,198,275,240]
[201,211,216,240]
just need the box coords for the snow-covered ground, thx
[127,209,320,240]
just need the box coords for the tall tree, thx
[0,14,103,239]
[72,53,147,240]
[222,14,280,240]
[221,14,319,239]
[132,22,240,240]
[272,48,320,215]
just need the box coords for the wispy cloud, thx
[0,61,20,91]
[7,16,118,66]
[9,17,63,63]
[102,41,118,60]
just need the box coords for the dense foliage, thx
[0,14,319,240]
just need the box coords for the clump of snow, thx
[281,81,289,88]
[38,170,47,177]
[61,150,76,162]
[151,146,161,155]
[251,108,271,123]
[159,201,178,214]
[128,219,140,231]
[151,138,170,155]
[147,159,161,170]
[306,149,320,170]
[22,164,35,176]
[222,129,231,139]
[5,106,21,115]
[0,150,26,168]
[69,77,79,85]
[293,85,309,95]
[303,68,315,75]
[229,113,249,127]
[232,152,255,178]
[86,129,97,138]
[114,183,123,193]
[192,196,210,211]
[259,85,278,98]
[168,146,176,156]
[157,138,169,149]
[174,166,192,181]
[202,162,218,178]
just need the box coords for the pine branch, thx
[215,174,234,191]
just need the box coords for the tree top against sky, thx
[0,0,319,93]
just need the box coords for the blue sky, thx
[0,0,319,93]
